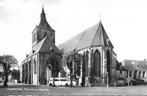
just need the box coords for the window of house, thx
[120,70,122,75]
[143,71,145,78]
[129,71,132,77]
[134,70,137,79]
[139,71,141,78]
[126,70,128,77]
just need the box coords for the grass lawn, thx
[0,83,147,95]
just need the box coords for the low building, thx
[122,59,147,83]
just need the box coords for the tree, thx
[46,50,61,86]
[0,55,18,87]
[11,69,20,82]
[64,50,83,87]
[0,71,4,81]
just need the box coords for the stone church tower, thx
[21,7,61,85]
[32,7,55,47]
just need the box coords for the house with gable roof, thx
[122,59,147,81]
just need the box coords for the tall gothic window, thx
[22,64,24,83]
[85,51,89,76]
[94,49,101,77]
[106,50,111,84]
[34,58,37,74]
[25,63,28,83]
[29,61,31,84]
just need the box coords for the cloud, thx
[45,0,62,4]
[21,0,28,2]
[0,0,26,22]
[0,6,3,10]
[0,6,9,21]
[20,0,62,5]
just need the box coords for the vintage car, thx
[49,77,76,87]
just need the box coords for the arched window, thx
[129,71,132,77]
[25,63,28,84]
[85,50,89,76]
[22,64,24,83]
[44,32,47,37]
[106,50,111,84]
[94,49,101,77]
[34,58,37,74]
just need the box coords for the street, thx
[0,83,147,96]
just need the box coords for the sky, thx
[0,0,147,65]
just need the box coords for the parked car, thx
[49,77,76,87]
[130,79,144,85]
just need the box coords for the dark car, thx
[131,79,144,85]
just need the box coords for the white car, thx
[49,77,76,87]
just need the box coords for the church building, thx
[21,8,61,85]
[58,21,117,86]
[20,7,118,86]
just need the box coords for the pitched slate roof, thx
[38,7,54,31]
[32,37,47,54]
[123,60,147,71]
[116,60,127,71]
[58,21,113,54]
[22,36,61,63]
[32,36,61,54]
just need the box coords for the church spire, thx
[40,6,46,20]
[38,6,54,31]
